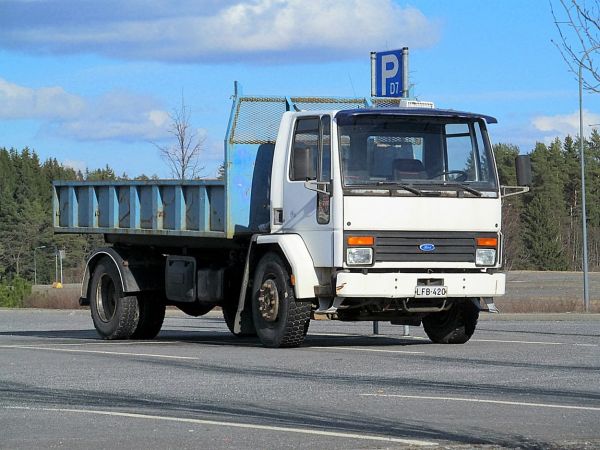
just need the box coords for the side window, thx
[318,116,331,182]
[445,123,475,179]
[290,118,319,181]
[474,121,491,182]
[317,116,332,224]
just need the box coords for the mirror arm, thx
[304,180,332,196]
[501,185,530,198]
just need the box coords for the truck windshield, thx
[337,115,498,192]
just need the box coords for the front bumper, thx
[335,271,505,298]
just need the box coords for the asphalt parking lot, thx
[1,309,599,449]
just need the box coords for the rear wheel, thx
[132,293,165,339]
[89,257,139,340]
[422,300,479,344]
[251,253,310,348]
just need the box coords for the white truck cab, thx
[259,106,514,344]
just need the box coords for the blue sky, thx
[1,0,599,178]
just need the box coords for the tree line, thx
[1,133,600,291]
[496,130,600,271]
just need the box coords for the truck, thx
[53,86,531,348]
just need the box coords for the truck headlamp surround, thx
[346,247,373,265]
[476,248,496,266]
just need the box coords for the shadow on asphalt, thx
[0,379,559,449]
[0,328,426,348]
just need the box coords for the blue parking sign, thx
[374,50,404,97]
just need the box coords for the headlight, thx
[476,248,496,266]
[347,247,373,265]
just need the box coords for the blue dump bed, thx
[53,90,382,240]
[53,180,227,238]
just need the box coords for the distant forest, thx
[1,134,600,287]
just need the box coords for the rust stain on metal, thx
[336,283,347,293]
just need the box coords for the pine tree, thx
[521,142,569,270]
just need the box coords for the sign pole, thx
[402,47,409,98]
[370,52,377,97]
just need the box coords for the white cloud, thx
[1,78,172,142]
[0,78,85,120]
[0,0,440,64]
[62,159,87,172]
[49,91,172,142]
[532,110,600,139]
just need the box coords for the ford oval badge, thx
[419,243,436,252]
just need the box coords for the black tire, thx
[251,253,310,348]
[303,318,310,337]
[222,298,256,337]
[89,257,139,340]
[422,300,479,344]
[132,293,165,339]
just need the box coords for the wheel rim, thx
[96,274,117,323]
[258,278,279,322]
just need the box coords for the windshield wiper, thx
[375,181,423,196]
[440,182,483,197]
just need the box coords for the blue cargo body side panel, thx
[53,180,226,238]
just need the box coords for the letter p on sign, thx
[374,49,404,97]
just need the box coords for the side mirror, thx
[516,155,532,187]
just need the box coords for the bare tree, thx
[551,0,600,92]
[155,95,205,179]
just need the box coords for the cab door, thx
[282,115,333,267]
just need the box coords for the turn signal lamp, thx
[476,237,497,248]
[347,236,374,246]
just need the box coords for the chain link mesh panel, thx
[290,97,367,111]
[371,97,404,108]
[230,97,287,144]
[230,96,369,144]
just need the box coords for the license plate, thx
[415,286,447,298]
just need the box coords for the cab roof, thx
[335,108,498,125]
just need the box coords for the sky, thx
[1,0,599,178]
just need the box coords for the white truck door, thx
[282,115,334,267]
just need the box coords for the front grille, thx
[346,231,497,263]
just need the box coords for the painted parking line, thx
[0,341,183,347]
[360,393,600,412]
[5,406,438,447]
[310,346,425,354]
[311,333,599,348]
[472,338,598,347]
[0,345,200,360]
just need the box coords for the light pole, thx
[52,245,58,284]
[33,246,46,285]
[578,45,600,313]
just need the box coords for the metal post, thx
[54,246,58,284]
[578,45,599,313]
[373,321,379,335]
[370,52,377,97]
[59,250,64,284]
[401,47,409,98]
[403,325,410,336]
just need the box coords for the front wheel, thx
[89,257,139,340]
[251,253,310,348]
[422,300,479,344]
